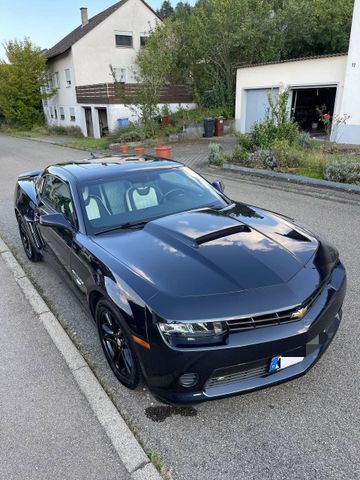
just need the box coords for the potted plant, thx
[134,146,145,155]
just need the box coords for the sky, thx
[0,0,196,60]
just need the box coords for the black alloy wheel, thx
[96,299,140,389]
[17,216,42,262]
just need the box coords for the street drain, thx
[145,406,197,423]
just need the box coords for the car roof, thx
[51,155,182,182]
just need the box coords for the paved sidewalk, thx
[0,255,131,480]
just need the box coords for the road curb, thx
[222,163,360,194]
[0,238,162,480]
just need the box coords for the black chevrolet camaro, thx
[14,156,346,404]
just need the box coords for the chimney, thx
[80,7,88,26]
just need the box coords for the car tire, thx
[96,299,141,389]
[17,216,42,262]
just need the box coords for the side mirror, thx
[39,213,73,232]
[212,180,225,194]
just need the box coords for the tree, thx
[0,38,52,128]
[188,0,280,110]
[157,1,174,19]
[276,0,354,59]
[173,2,193,20]
[137,0,355,116]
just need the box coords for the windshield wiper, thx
[94,220,149,236]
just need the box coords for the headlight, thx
[158,321,228,347]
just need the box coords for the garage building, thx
[235,0,360,145]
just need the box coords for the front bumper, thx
[139,262,346,404]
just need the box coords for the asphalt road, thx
[1,134,359,480]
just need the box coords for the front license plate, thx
[269,355,304,373]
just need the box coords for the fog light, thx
[178,372,199,388]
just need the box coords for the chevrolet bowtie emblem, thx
[291,306,308,319]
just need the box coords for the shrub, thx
[107,123,145,143]
[250,150,277,169]
[229,149,275,169]
[297,151,327,179]
[298,131,312,148]
[235,133,255,152]
[171,106,232,126]
[324,159,360,184]
[247,90,301,150]
[119,129,146,143]
[271,139,302,169]
[45,125,83,137]
[208,143,225,166]
[229,145,249,164]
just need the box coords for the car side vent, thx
[196,225,251,246]
[282,229,311,242]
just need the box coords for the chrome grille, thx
[206,361,268,388]
[226,307,298,332]
[226,284,325,333]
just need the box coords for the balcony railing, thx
[76,83,193,105]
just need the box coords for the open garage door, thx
[245,88,279,133]
[291,86,337,136]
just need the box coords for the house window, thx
[115,32,133,48]
[140,33,148,48]
[54,107,58,119]
[113,68,126,83]
[49,106,54,118]
[43,98,48,107]
[59,107,65,120]
[69,107,76,122]
[47,77,53,90]
[65,69,72,87]
[53,72,60,88]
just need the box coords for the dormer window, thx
[115,32,133,48]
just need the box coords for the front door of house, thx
[84,107,94,137]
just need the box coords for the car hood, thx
[92,203,320,306]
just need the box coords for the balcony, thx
[75,83,193,105]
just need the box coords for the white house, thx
[235,0,360,144]
[43,0,194,138]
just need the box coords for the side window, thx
[43,176,75,224]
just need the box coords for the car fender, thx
[87,268,149,342]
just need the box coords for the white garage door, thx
[245,88,279,133]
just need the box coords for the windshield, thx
[79,166,228,235]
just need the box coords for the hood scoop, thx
[145,210,250,248]
[196,224,251,246]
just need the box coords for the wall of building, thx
[333,0,360,144]
[79,102,196,139]
[235,55,348,133]
[43,0,195,138]
[72,0,159,86]
[44,51,86,133]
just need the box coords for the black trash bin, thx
[203,117,215,138]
